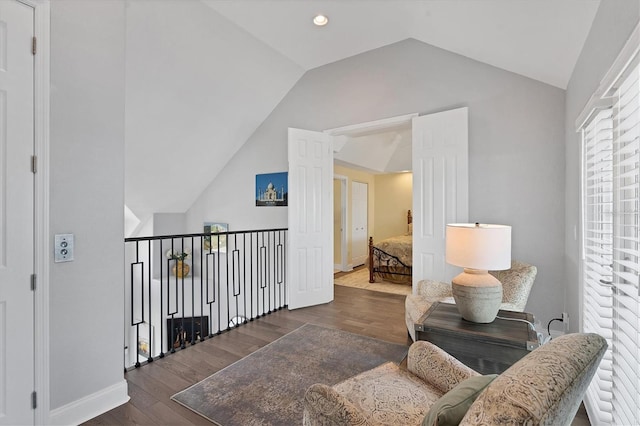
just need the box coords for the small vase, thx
[172,260,190,278]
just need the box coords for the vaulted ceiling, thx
[206,0,600,89]
[124,0,600,228]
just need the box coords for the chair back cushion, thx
[460,333,607,426]
[489,260,536,311]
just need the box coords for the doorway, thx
[328,113,416,278]
[288,108,468,309]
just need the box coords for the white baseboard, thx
[333,264,355,272]
[48,379,129,425]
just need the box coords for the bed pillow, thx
[421,374,497,426]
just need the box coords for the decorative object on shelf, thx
[166,316,209,349]
[446,223,511,323]
[167,248,191,278]
[255,172,288,206]
[229,315,247,328]
[137,321,153,360]
[203,222,228,251]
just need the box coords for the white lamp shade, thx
[446,224,511,271]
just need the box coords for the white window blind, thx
[582,108,614,424]
[581,59,640,425]
[610,63,640,426]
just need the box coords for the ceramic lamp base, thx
[451,269,502,323]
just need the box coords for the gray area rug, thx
[171,323,408,425]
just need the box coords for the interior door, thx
[412,107,469,285]
[0,1,35,424]
[287,128,333,309]
[351,181,368,267]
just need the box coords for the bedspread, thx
[373,234,412,267]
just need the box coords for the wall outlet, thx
[562,312,569,330]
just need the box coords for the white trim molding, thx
[48,380,129,426]
[325,113,418,137]
[16,0,51,424]
[575,20,640,131]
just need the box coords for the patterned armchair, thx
[405,260,537,340]
[303,333,607,426]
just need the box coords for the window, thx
[582,108,614,423]
[579,25,640,425]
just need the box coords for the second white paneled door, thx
[351,181,368,267]
[412,107,469,285]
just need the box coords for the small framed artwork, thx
[137,322,153,359]
[256,172,288,206]
[204,222,228,251]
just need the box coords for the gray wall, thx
[50,0,127,415]
[564,1,640,332]
[187,38,566,330]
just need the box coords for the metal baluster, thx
[249,232,254,321]
[159,239,165,358]
[168,239,178,353]
[260,231,267,316]
[131,241,143,368]
[146,240,153,363]
[242,233,247,324]
[199,235,205,342]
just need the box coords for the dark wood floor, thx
[85,283,589,425]
[84,285,410,425]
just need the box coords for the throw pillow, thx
[422,374,497,426]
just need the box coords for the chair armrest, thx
[408,340,479,394]
[499,302,521,312]
[417,280,453,299]
[303,383,370,426]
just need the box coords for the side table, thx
[415,302,539,374]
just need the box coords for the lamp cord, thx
[547,317,564,338]
[495,315,536,331]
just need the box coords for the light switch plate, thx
[54,234,74,262]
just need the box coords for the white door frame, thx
[325,113,418,272]
[19,0,51,423]
[325,113,418,137]
[333,174,348,272]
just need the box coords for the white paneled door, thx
[351,181,368,267]
[287,128,333,309]
[412,107,469,285]
[0,1,35,425]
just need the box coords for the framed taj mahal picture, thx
[256,172,288,207]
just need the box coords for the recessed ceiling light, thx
[313,14,329,26]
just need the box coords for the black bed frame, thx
[368,210,412,283]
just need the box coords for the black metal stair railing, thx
[124,228,287,369]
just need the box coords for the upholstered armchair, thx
[405,260,537,340]
[303,333,607,426]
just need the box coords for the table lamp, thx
[445,223,511,323]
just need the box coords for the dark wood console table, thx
[415,302,539,374]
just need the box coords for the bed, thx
[368,210,412,285]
